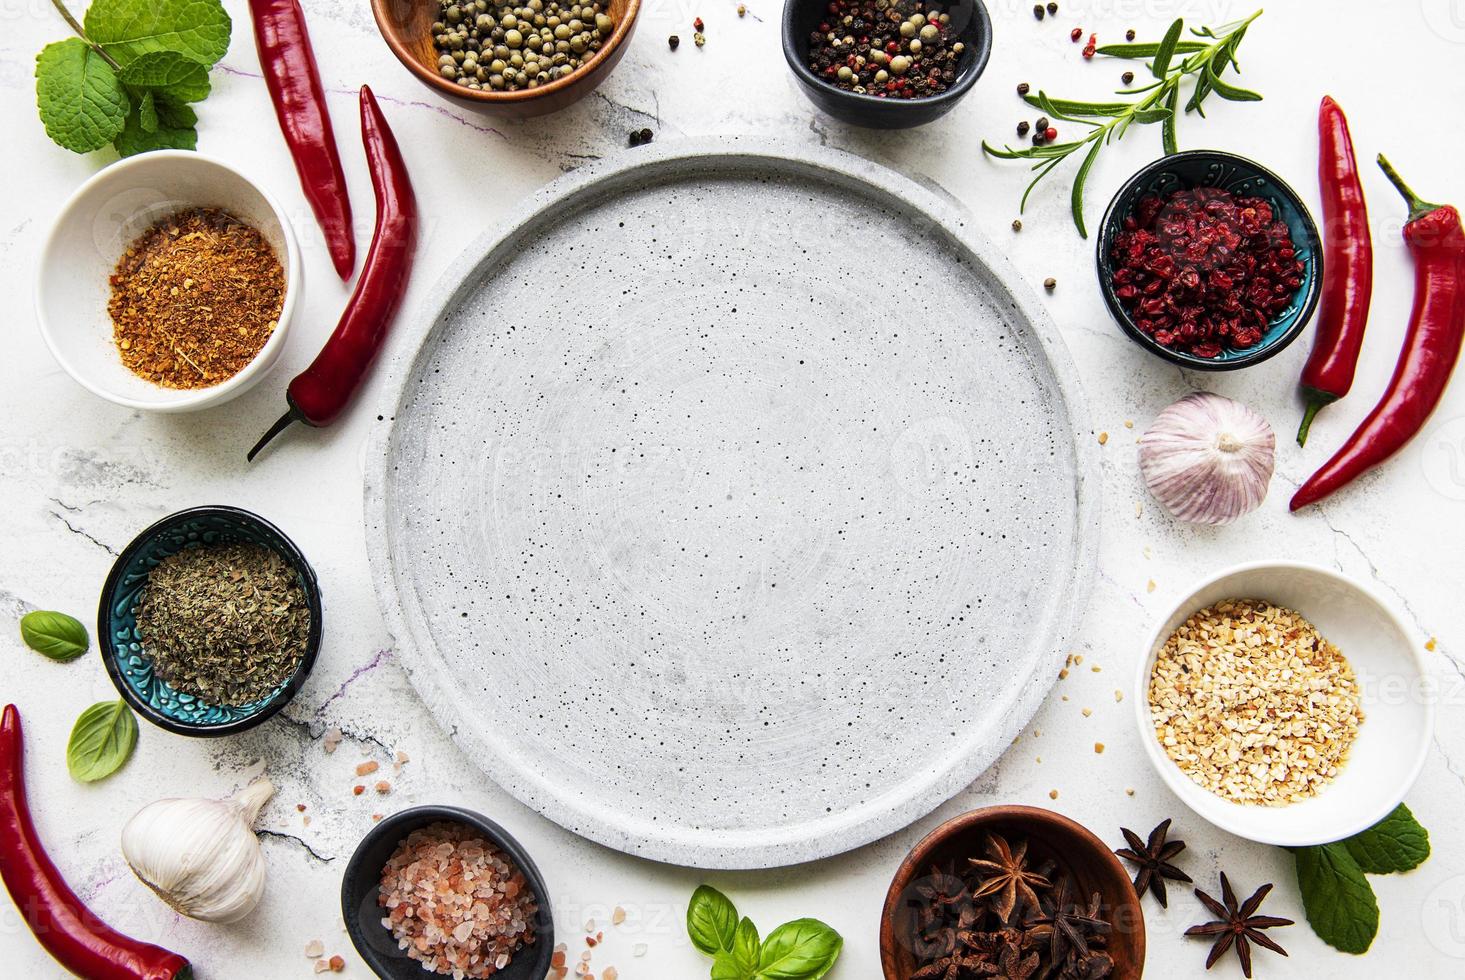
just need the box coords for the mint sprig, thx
[35,0,229,157]
[688,886,842,980]
[1292,803,1431,954]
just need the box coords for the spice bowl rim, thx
[781,0,993,128]
[1133,559,1436,847]
[34,149,302,412]
[878,804,1145,979]
[96,504,322,738]
[340,804,555,980]
[1094,148,1323,372]
[370,0,641,112]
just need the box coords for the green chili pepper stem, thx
[1377,154,1444,223]
[1297,394,1333,447]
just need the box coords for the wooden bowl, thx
[370,0,640,118]
[880,806,1145,979]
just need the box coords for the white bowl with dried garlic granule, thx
[1133,561,1434,846]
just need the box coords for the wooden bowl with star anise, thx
[880,805,1145,979]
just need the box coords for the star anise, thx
[1184,874,1293,978]
[969,834,1052,924]
[1026,878,1111,973]
[1114,818,1193,908]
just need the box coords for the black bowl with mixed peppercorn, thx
[1097,150,1322,371]
[782,0,991,129]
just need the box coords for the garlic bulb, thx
[1139,392,1275,525]
[121,778,274,923]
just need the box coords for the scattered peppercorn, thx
[693,30,705,46]
[1016,81,1030,96]
[1017,120,1030,136]
[1044,277,1057,291]
[1082,43,1095,58]
[1046,1,1057,12]
[1031,131,1046,146]
[1034,115,1049,131]
[629,129,643,146]
[1126,28,1136,41]
[1044,126,1057,141]
[668,33,679,48]
[1032,4,1044,20]
[639,126,653,143]
[1122,70,1135,84]
[1012,219,1023,232]
[1070,26,1081,41]
[693,15,703,30]
[737,3,745,14]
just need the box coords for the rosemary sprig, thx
[982,10,1264,237]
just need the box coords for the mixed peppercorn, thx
[806,0,967,99]
[430,0,614,92]
[1110,187,1304,358]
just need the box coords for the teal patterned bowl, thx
[98,506,322,737]
[1096,149,1322,371]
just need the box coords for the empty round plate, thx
[365,139,1099,868]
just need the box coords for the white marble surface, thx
[3,0,1465,977]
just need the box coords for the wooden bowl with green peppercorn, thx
[372,0,640,118]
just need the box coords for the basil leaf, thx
[1150,18,1185,79]
[733,916,761,972]
[1295,842,1378,954]
[20,611,90,662]
[688,885,739,956]
[755,919,842,980]
[1343,803,1430,874]
[67,700,138,782]
[712,951,755,980]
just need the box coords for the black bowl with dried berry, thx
[1097,150,1322,371]
[880,806,1144,979]
[782,0,991,129]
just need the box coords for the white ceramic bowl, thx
[1134,560,1434,846]
[35,151,301,412]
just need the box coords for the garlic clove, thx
[1139,392,1275,525]
[121,777,275,924]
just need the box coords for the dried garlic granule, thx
[1148,598,1363,806]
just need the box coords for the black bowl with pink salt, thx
[342,806,554,979]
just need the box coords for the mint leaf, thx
[153,95,197,129]
[755,919,842,980]
[114,101,197,156]
[19,610,90,661]
[85,0,232,67]
[35,38,129,154]
[1343,804,1430,874]
[688,885,739,956]
[1295,843,1379,954]
[119,50,211,103]
[135,89,158,132]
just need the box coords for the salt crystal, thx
[304,940,324,958]
[323,728,343,753]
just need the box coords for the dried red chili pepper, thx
[0,705,193,979]
[1292,156,1465,510]
[248,86,418,461]
[1296,96,1373,446]
[249,0,355,280]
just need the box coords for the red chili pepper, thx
[1291,155,1465,510]
[248,85,418,461]
[0,705,193,980]
[249,0,355,280]
[1296,96,1373,446]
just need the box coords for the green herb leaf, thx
[688,885,740,956]
[1162,86,1179,154]
[1204,62,1263,102]
[1131,107,1172,124]
[66,700,138,782]
[118,50,212,102]
[1294,842,1379,954]
[84,0,232,67]
[34,38,130,154]
[1150,18,1184,79]
[733,917,761,972]
[153,94,197,129]
[711,953,753,980]
[1023,93,1129,116]
[1071,139,1103,239]
[1094,40,1208,58]
[755,919,843,980]
[136,89,158,131]
[20,610,90,662]
[114,100,197,156]
[1342,804,1431,874]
